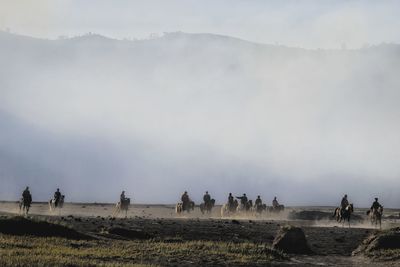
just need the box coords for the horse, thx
[19,197,32,216]
[367,206,383,229]
[113,198,130,218]
[255,203,267,215]
[49,195,65,213]
[176,200,195,214]
[200,199,215,215]
[236,200,253,214]
[268,204,285,213]
[334,204,353,227]
[221,200,239,217]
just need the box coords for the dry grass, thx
[0,234,284,266]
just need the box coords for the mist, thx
[1,1,400,208]
[0,31,399,207]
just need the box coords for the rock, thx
[353,227,400,255]
[272,226,312,254]
[231,219,240,224]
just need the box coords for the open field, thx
[0,202,399,266]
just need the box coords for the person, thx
[54,188,61,207]
[255,195,262,207]
[228,193,234,205]
[181,191,190,210]
[341,194,349,209]
[371,198,382,211]
[120,191,127,204]
[203,191,211,206]
[22,186,32,203]
[236,193,248,207]
[272,196,279,208]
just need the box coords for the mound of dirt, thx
[0,216,92,240]
[272,225,312,254]
[288,210,334,221]
[108,227,153,239]
[353,227,400,255]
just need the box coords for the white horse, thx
[49,195,65,213]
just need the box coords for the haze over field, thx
[0,1,400,207]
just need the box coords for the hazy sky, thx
[1,1,400,207]
[1,0,400,48]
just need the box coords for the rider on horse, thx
[272,196,279,208]
[236,193,248,207]
[54,188,61,207]
[203,191,211,207]
[340,194,349,215]
[371,197,382,211]
[228,193,235,211]
[22,187,32,204]
[255,195,262,207]
[181,191,190,210]
[120,191,130,205]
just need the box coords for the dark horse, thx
[176,200,195,214]
[268,204,285,213]
[334,204,353,227]
[200,199,215,215]
[19,196,32,216]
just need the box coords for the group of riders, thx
[177,191,284,215]
[19,187,64,215]
[333,194,384,227]
[18,186,385,226]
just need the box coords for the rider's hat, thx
[375,197,378,201]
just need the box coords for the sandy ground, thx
[1,201,399,266]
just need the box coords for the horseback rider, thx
[22,186,32,204]
[371,197,382,211]
[181,191,190,210]
[255,195,262,207]
[120,191,128,204]
[228,193,234,205]
[203,191,211,206]
[341,194,349,208]
[54,188,61,207]
[236,193,248,207]
[272,196,279,208]
[228,193,234,211]
[340,194,349,216]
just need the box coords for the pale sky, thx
[1,1,400,207]
[1,0,400,48]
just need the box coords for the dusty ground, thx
[0,202,399,266]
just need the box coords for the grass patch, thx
[0,234,285,266]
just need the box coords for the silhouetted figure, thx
[272,196,279,208]
[371,197,382,210]
[22,186,32,203]
[181,191,190,210]
[120,191,127,203]
[54,188,61,207]
[255,195,262,206]
[203,191,211,205]
[341,194,349,210]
